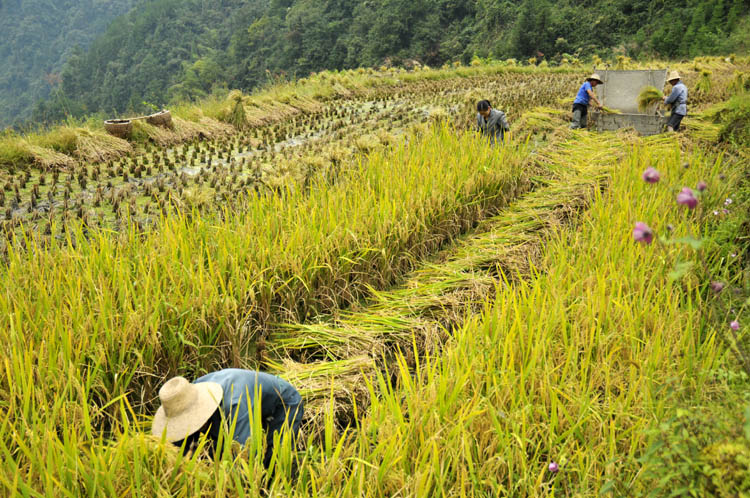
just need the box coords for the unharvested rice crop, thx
[0,57,748,496]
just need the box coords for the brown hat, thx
[151,377,223,443]
[587,73,604,84]
[668,70,681,82]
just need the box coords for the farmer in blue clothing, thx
[570,73,604,129]
[663,70,688,132]
[152,369,303,467]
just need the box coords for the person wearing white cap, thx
[152,369,303,467]
[570,74,604,129]
[663,70,688,132]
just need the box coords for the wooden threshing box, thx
[592,69,669,136]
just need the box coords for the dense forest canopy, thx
[14,0,750,126]
[0,0,136,127]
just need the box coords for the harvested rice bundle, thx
[637,86,664,112]
[515,106,568,135]
[131,120,179,147]
[600,106,622,114]
[695,69,713,94]
[268,356,376,435]
[229,100,248,130]
[74,128,132,163]
[26,144,77,170]
[171,116,233,141]
[728,71,749,95]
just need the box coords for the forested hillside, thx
[0,0,136,127]
[28,0,750,124]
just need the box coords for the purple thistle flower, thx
[642,167,660,183]
[548,462,559,473]
[696,181,707,192]
[710,281,725,293]
[677,187,698,209]
[723,208,730,215]
[633,222,654,244]
[725,198,733,206]
[730,320,740,331]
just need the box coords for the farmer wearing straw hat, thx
[663,70,688,132]
[152,369,303,467]
[476,99,511,145]
[570,74,604,129]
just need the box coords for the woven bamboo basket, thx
[146,109,173,128]
[104,119,133,138]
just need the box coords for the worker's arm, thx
[586,88,603,108]
[498,111,510,131]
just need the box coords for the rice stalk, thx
[695,69,713,95]
[637,86,664,112]
[228,94,249,130]
[25,144,77,170]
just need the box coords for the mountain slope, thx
[0,0,137,127]
[31,0,750,124]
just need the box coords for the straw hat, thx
[587,73,604,84]
[667,70,681,82]
[151,377,223,443]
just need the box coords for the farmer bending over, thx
[152,369,303,467]
[476,100,510,145]
[570,74,604,129]
[663,70,688,132]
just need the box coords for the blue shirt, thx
[664,81,688,116]
[194,369,302,445]
[574,81,593,105]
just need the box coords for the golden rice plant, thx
[0,87,745,496]
[272,127,737,496]
[0,124,533,491]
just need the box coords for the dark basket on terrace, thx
[146,109,173,128]
[104,119,133,138]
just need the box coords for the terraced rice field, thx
[1,58,749,495]
[0,72,585,244]
[0,61,740,246]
